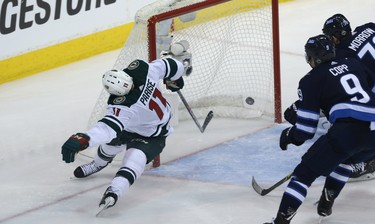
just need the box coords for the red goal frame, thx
[146,0,282,167]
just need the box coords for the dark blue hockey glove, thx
[279,127,304,150]
[61,133,90,163]
[284,101,299,125]
[164,77,184,92]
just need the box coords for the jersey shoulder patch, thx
[123,60,149,88]
[107,89,142,107]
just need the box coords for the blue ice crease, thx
[145,123,326,186]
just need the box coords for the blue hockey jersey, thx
[335,22,375,72]
[291,57,375,142]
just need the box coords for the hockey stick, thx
[251,172,293,196]
[176,90,214,133]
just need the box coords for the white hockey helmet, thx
[102,69,133,96]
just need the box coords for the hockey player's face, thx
[304,54,310,64]
[305,55,316,68]
[305,54,313,68]
[331,36,340,45]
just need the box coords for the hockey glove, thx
[284,100,299,125]
[61,133,90,163]
[279,127,304,150]
[164,77,184,92]
[166,40,193,76]
[177,51,193,76]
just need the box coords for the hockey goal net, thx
[86,0,282,166]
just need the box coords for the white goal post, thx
[86,0,282,167]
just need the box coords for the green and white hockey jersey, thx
[86,58,184,147]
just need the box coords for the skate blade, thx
[96,198,115,217]
[318,216,324,223]
[318,215,329,224]
[96,204,110,217]
[347,173,375,182]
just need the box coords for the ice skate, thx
[74,160,110,178]
[348,159,375,182]
[96,187,118,216]
[263,212,293,224]
[317,188,335,217]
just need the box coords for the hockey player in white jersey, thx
[61,48,191,213]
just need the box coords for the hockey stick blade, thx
[251,176,267,196]
[251,173,293,196]
[177,90,212,133]
[201,110,214,133]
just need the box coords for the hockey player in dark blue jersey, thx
[284,15,375,183]
[322,14,375,181]
[284,99,375,181]
[323,14,375,72]
[264,35,375,224]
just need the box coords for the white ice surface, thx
[1,0,375,223]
